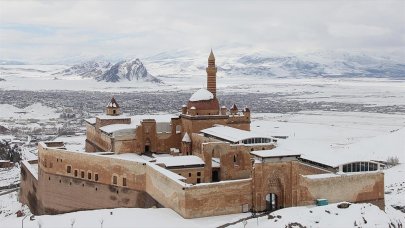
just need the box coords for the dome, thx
[189,88,214,102]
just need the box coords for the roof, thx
[182,132,191,142]
[96,114,131,120]
[200,125,271,143]
[154,155,205,168]
[250,148,301,158]
[230,104,238,111]
[189,88,214,102]
[85,117,96,124]
[106,97,120,108]
[99,124,136,134]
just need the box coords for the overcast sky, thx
[0,0,404,62]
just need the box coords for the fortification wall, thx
[298,172,385,209]
[37,171,158,214]
[19,160,41,214]
[183,179,252,218]
[145,164,188,217]
[38,144,147,191]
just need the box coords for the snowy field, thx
[1,65,405,108]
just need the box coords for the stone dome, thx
[187,88,219,115]
[189,88,214,102]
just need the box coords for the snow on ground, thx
[1,207,249,228]
[0,166,19,188]
[230,202,402,228]
[385,163,405,213]
[0,103,59,120]
[0,191,29,219]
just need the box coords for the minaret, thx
[106,96,121,116]
[206,49,218,98]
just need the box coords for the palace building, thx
[19,51,384,218]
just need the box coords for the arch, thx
[265,193,278,211]
[144,138,151,153]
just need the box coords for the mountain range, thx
[55,59,160,83]
[4,49,405,80]
[143,49,405,79]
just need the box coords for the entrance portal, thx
[265,193,278,211]
[212,170,219,182]
[144,138,151,153]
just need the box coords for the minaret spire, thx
[206,49,217,97]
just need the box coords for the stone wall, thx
[298,172,385,209]
[183,179,252,218]
[19,160,40,214]
[252,160,330,212]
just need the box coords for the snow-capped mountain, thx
[55,60,112,78]
[96,59,160,83]
[144,49,405,78]
[55,59,160,83]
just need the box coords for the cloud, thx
[0,0,404,62]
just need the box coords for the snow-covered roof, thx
[154,155,205,168]
[99,124,136,134]
[96,114,131,120]
[182,132,191,142]
[250,148,301,158]
[189,88,214,102]
[85,117,96,125]
[106,97,120,108]
[200,125,272,143]
[101,153,146,163]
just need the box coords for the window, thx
[67,166,71,174]
[188,173,191,177]
[88,172,92,180]
[197,178,201,183]
[233,155,237,163]
[113,176,117,185]
[197,172,201,176]
[74,170,78,177]
[343,164,347,172]
[95,173,99,181]
[123,177,127,186]
[81,171,85,178]
[360,162,365,171]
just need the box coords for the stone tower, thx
[206,49,218,98]
[106,96,121,116]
